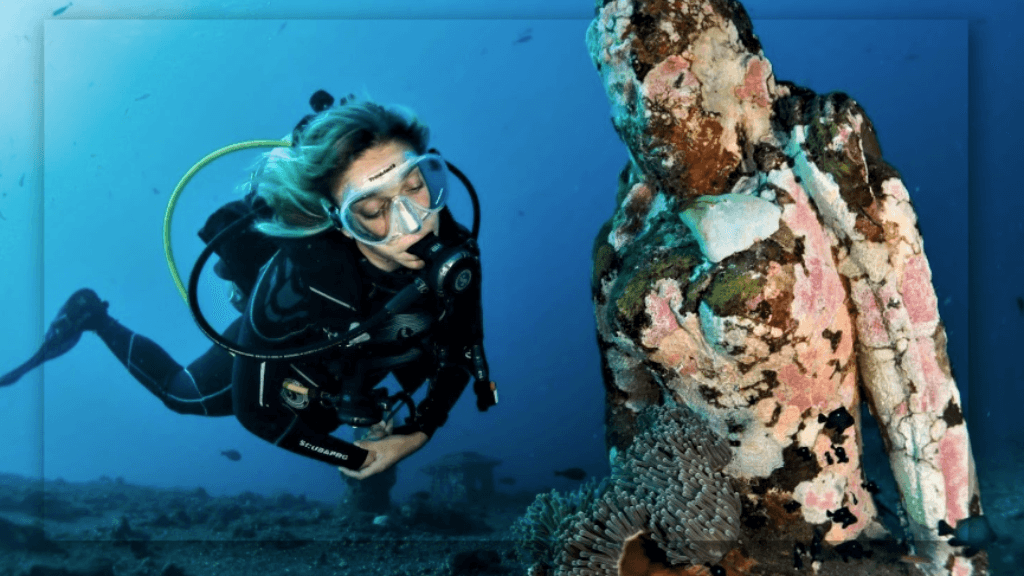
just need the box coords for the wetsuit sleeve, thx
[231,300,371,471]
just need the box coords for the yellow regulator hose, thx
[164,139,289,304]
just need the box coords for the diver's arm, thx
[340,430,427,480]
[231,320,371,470]
[240,404,371,470]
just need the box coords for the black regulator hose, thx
[443,159,480,240]
[187,212,430,360]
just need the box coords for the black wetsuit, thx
[85,211,478,471]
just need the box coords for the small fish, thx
[53,2,72,16]
[220,449,242,461]
[498,477,516,486]
[1017,296,1023,315]
[152,187,159,195]
[513,28,533,44]
[944,515,997,549]
[0,210,6,221]
[135,93,150,101]
[19,173,25,187]
[554,467,587,481]
[277,22,287,34]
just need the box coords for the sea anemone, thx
[511,477,608,568]
[513,404,741,575]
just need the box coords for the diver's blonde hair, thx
[254,99,429,238]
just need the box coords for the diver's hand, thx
[363,419,394,441]
[338,431,428,480]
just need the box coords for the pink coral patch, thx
[912,336,950,413]
[642,281,683,348]
[651,329,691,369]
[845,469,876,528]
[882,178,911,202]
[803,484,840,516]
[642,55,698,106]
[901,255,939,325]
[780,174,847,337]
[734,57,772,108]
[951,557,972,576]
[791,256,846,338]
[850,282,888,347]
[939,429,969,523]
[778,364,834,411]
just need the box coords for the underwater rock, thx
[20,563,115,576]
[158,563,188,576]
[0,490,95,522]
[0,516,65,555]
[448,548,508,575]
[110,516,149,542]
[584,0,984,575]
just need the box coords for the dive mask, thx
[330,153,448,245]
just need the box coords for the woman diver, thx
[0,92,495,480]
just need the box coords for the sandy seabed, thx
[3,454,1022,576]
[0,472,531,576]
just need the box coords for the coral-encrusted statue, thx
[572,0,985,574]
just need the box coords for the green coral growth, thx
[819,150,856,181]
[592,219,617,289]
[615,251,701,322]
[703,266,764,316]
[802,98,861,189]
[613,162,635,206]
[593,244,617,289]
[805,121,833,152]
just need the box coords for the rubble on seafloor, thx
[0,472,535,576]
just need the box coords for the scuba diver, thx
[0,91,496,480]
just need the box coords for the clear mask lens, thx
[337,153,448,245]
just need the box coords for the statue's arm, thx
[786,94,980,573]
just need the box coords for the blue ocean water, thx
[0,0,1018,538]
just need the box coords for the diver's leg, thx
[163,321,240,416]
[0,288,110,387]
[0,349,47,388]
[94,316,240,416]
[1,288,238,417]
